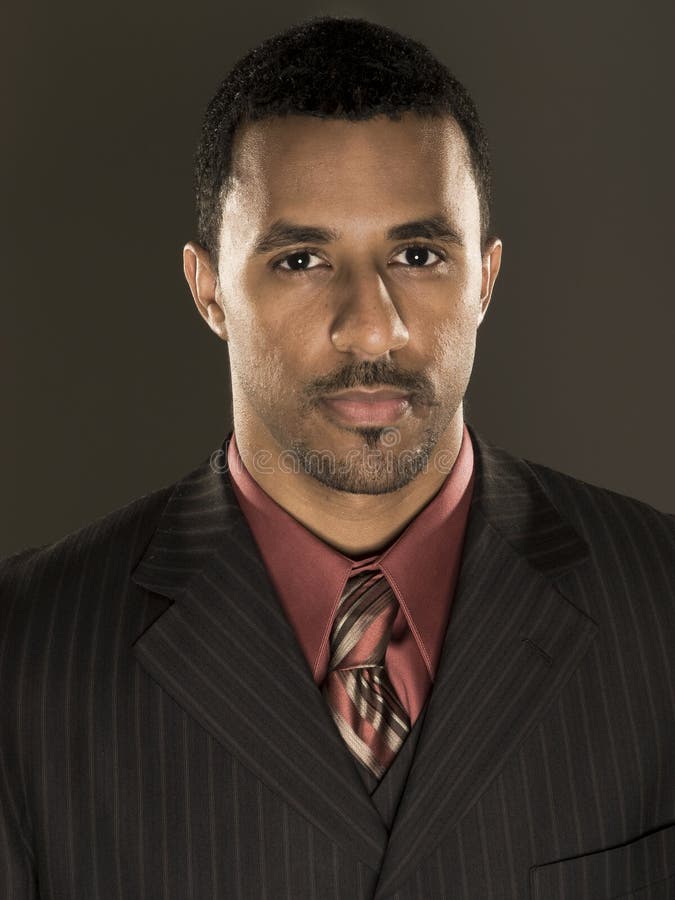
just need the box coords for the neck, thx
[232,412,464,558]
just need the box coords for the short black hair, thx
[194,16,493,261]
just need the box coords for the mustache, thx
[308,365,428,399]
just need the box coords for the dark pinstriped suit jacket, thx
[1,425,674,899]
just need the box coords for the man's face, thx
[192,112,501,495]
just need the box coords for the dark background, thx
[3,0,673,557]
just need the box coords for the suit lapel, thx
[373,426,599,898]
[131,443,388,870]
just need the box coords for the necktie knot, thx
[327,570,399,673]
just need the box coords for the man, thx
[1,15,673,899]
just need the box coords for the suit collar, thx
[131,424,597,888]
[466,423,589,577]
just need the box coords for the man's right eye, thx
[273,250,326,272]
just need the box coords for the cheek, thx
[229,313,308,402]
[228,268,303,350]
[427,310,480,374]
[225,295,323,405]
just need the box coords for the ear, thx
[183,242,228,341]
[478,236,503,326]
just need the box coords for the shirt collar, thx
[226,424,474,682]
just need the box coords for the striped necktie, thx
[322,568,411,779]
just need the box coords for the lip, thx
[321,390,412,425]
[325,389,411,401]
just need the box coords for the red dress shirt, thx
[226,424,475,727]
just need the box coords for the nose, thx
[329,267,409,359]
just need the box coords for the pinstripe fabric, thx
[0,424,673,899]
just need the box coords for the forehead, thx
[222,112,479,240]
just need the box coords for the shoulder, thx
[470,425,674,607]
[0,479,176,625]
[525,456,674,556]
[521,457,674,608]
[471,426,674,565]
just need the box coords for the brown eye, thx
[391,246,443,267]
[275,250,324,271]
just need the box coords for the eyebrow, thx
[387,216,463,246]
[252,215,464,254]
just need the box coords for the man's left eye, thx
[391,246,443,267]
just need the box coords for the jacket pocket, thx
[529,822,675,899]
